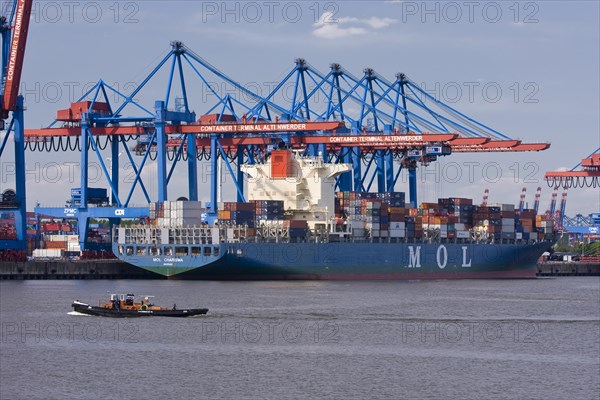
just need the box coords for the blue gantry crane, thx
[0,0,31,250]
[22,41,550,251]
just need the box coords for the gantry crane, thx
[533,186,542,214]
[518,187,527,212]
[0,0,32,250]
[556,190,568,230]
[545,149,599,235]
[22,41,552,249]
[545,148,600,188]
[482,188,489,206]
[547,187,558,216]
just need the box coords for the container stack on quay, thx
[0,223,17,240]
[33,234,81,259]
[39,222,72,234]
[1,213,16,240]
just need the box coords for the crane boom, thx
[1,0,32,117]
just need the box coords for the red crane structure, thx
[545,148,600,188]
[0,0,32,250]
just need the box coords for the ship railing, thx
[236,234,550,246]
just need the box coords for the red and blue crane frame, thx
[25,41,535,250]
[0,0,28,250]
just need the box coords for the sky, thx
[1,0,599,216]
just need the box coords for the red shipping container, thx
[284,220,308,228]
[199,113,237,124]
[44,223,59,231]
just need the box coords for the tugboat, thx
[71,293,208,318]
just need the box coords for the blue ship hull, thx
[114,241,552,280]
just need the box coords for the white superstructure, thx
[241,150,351,229]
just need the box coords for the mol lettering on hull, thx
[407,245,472,269]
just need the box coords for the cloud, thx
[364,17,397,29]
[312,12,397,40]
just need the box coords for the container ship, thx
[113,150,555,279]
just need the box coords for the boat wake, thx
[68,311,92,316]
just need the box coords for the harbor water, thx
[1,278,599,399]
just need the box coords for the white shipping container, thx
[501,218,514,226]
[348,220,365,230]
[440,231,448,238]
[456,231,470,239]
[530,233,538,241]
[389,229,406,238]
[493,203,515,212]
[516,232,523,240]
[211,228,220,244]
[390,222,405,230]
[372,230,388,238]
[455,223,466,231]
[161,229,170,244]
[33,249,63,258]
[502,225,515,233]
[369,223,380,231]
[67,243,81,252]
[48,235,67,242]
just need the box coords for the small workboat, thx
[71,293,208,318]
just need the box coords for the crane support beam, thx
[24,121,344,137]
[448,137,489,145]
[2,0,32,116]
[545,171,600,178]
[24,125,549,153]
[453,142,550,152]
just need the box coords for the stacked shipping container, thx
[219,202,256,228]
[151,201,203,227]
[143,194,555,243]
